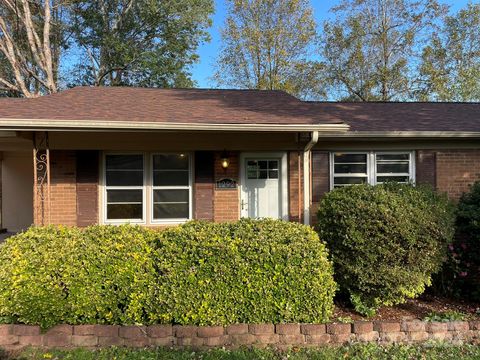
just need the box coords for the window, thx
[246,160,279,179]
[331,152,414,188]
[105,154,144,221]
[103,152,192,224]
[152,153,191,221]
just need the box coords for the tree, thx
[68,0,213,87]
[0,0,65,97]
[214,0,318,98]
[418,3,480,101]
[320,0,446,101]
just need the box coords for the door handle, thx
[241,200,246,210]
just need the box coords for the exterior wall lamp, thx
[221,150,230,169]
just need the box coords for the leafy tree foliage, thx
[68,0,213,87]
[320,0,446,101]
[214,0,320,98]
[418,3,480,101]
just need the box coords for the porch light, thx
[221,150,230,169]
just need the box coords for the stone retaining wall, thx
[1,321,480,350]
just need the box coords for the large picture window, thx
[103,152,191,224]
[331,151,414,188]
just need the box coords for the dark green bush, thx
[437,181,480,300]
[317,183,455,316]
[154,218,336,325]
[0,225,159,328]
[0,219,336,327]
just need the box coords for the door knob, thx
[241,200,246,210]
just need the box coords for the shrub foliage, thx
[0,219,336,327]
[317,183,455,316]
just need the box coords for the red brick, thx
[94,325,119,337]
[45,324,73,335]
[276,324,300,335]
[18,335,43,346]
[174,326,198,338]
[0,325,13,336]
[374,321,401,333]
[448,321,469,332]
[43,334,71,347]
[98,336,124,347]
[401,321,426,332]
[229,334,256,345]
[73,325,97,336]
[427,322,448,333]
[326,323,351,335]
[177,337,204,346]
[305,334,330,344]
[330,334,351,344]
[12,325,40,336]
[379,332,406,343]
[429,332,452,341]
[356,331,379,342]
[278,334,305,345]
[254,334,279,344]
[204,336,228,346]
[149,337,174,347]
[0,335,19,346]
[123,337,149,347]
[353,322,373,334]
[147,325,173,338]
[408,331,429,342]
[119,326,147,339]
[469,321,480,330]
[249,324,274,335]
[226,324,248,335]
[71,335,98,347]
[197,326,224,338]
[301,324,326,335]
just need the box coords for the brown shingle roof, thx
[310,102,480,132]
[0,86,342,126]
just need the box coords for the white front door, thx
[240,153,287,219]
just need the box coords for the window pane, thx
[259,170,268,179]
[106,155,143,170]
[269,170,278,179]
[153,154,189,170]
[107,204,142,220]
[107,190,142,203]
[334,163,367,174]
[377,154,409,161]
[258,161,268,169]
[153,189,189,203]
[334,153,367,163]
[153,171,189,186]
[154,204,189,219]
[268,161,278,170]
[377,163,409,174]
[334,177,368,185]
[377,176,410,183]
[106,170,143,186]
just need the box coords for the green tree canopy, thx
[418,3,480,101]
[320,0,446,101]
[214,0,320,98]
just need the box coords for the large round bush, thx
[317,183,455,316]
[153,218,336,325]
[0,225,158,328]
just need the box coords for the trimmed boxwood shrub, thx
[0,225,159,328]
[317,183,455,316]
[0,219,336,327]
[153,218,336,325]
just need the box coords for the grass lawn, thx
[5,344,480,360]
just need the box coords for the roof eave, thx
[319,131,480,139]
[0,118,350,133]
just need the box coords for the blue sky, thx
[191,0,472,88]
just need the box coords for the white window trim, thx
[330,151,416,190]
[150,152,193,224]
[103,152,147,225]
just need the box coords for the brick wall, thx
[1,320,479,350]
[436,150,480,200]
[48,151,77,226]
[76,151,99,227]
[288,151,303,223]
[311,151,329,224]
[213,151,239,222]
[194,151,215,221]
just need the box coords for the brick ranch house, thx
[0,86,478,232]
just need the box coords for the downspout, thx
[303,131,319,226]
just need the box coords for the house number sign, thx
[216,178,237,189]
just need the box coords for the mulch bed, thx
[332,294,480,322]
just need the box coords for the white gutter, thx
[318,131,480,138]
[303,131,319,226]
[0,118,350,133]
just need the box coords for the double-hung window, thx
[331,151,415,188]
[105,154,145,222]
[152,153,191,222]
[104,152,191,224]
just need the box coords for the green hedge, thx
[0,219,336,328]
[153,219,336,325]
[317,183,455,316]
